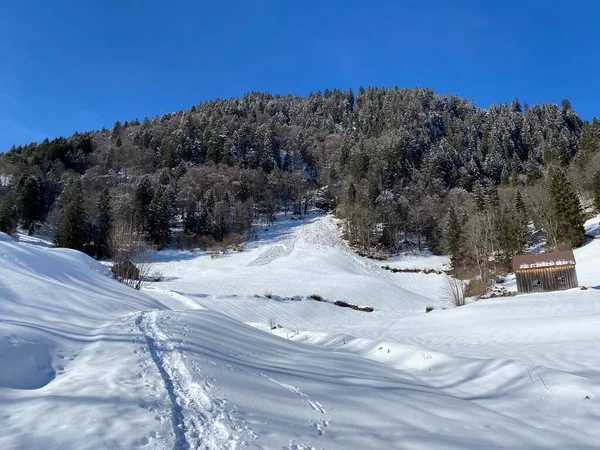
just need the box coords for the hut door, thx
[531,278,543,293]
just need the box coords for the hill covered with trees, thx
[1,87,599,287]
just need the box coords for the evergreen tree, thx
[473,182,486,211]
[446,208,463,272]
[510,153,521,183]
[55,181,90,252]
[423,216,443,255]
[347,182,356,205]
[18,176,44,234]
[184,201,208,236]
[147,185,171,248]
[515,190,528,250]
[485,183,500,209]
[0,192,18,235]
[548,167,585,248]
[158,169,170,186]
[575,124,600,167]
[134,176,154,231]
[184,202,198,234]
[515,190,526,213]
[96,188,112,258]
[498,204,525,268]
[593,170,600,213]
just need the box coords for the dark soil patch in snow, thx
[257,293,373,312]
[381,265,447,275]
[332,301,374,312]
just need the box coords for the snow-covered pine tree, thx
[55,180,91,253]
[96,188,112,258]
[593,170,600,213]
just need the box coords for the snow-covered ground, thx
[1,213,599,449]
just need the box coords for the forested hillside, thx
[1,87,599,285]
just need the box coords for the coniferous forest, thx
[1,87,599,287]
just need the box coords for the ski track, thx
[135,311,243,450]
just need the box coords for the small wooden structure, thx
[512,250,578,294]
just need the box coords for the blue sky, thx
[1,1,599,151]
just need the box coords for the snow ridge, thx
[135,311,240,450]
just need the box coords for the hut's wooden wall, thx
[515,265,578,293]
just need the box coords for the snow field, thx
[0,213,599,448]
[144,212,600,448]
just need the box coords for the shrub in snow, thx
[151,271,164,282]
[446,277,466,307]
[111,261,140,281]
[268,317,277,330]
[466,278,487,298]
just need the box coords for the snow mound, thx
[0,233,163,329]
[0,232,168,449]
[149,214,450,317]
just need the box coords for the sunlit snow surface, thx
[0,214,599,449]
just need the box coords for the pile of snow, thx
[149,213,452,314]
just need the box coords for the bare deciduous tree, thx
[446,276,466,307]
[464,213,493,285]
[109,219,152,290]
[525,183,559,249]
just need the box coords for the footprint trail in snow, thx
[134,311,250,450]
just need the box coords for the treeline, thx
[0,88,599,270]
[442,166,590,293]
[0,163,314,256]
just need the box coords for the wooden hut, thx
[512,250,578,294]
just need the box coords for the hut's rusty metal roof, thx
[512,250,576,271]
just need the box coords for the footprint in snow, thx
[287,441,321,450]
[311,419,329,436]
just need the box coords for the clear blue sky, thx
[1,1,599,151]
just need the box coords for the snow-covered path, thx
[134,310,245,450]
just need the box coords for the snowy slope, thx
[148,213,451,314]
[1,213,599,449]
[144,213,600,448]
[0,233,168,449]
[1,229,556,450]
[575,214,600,287]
